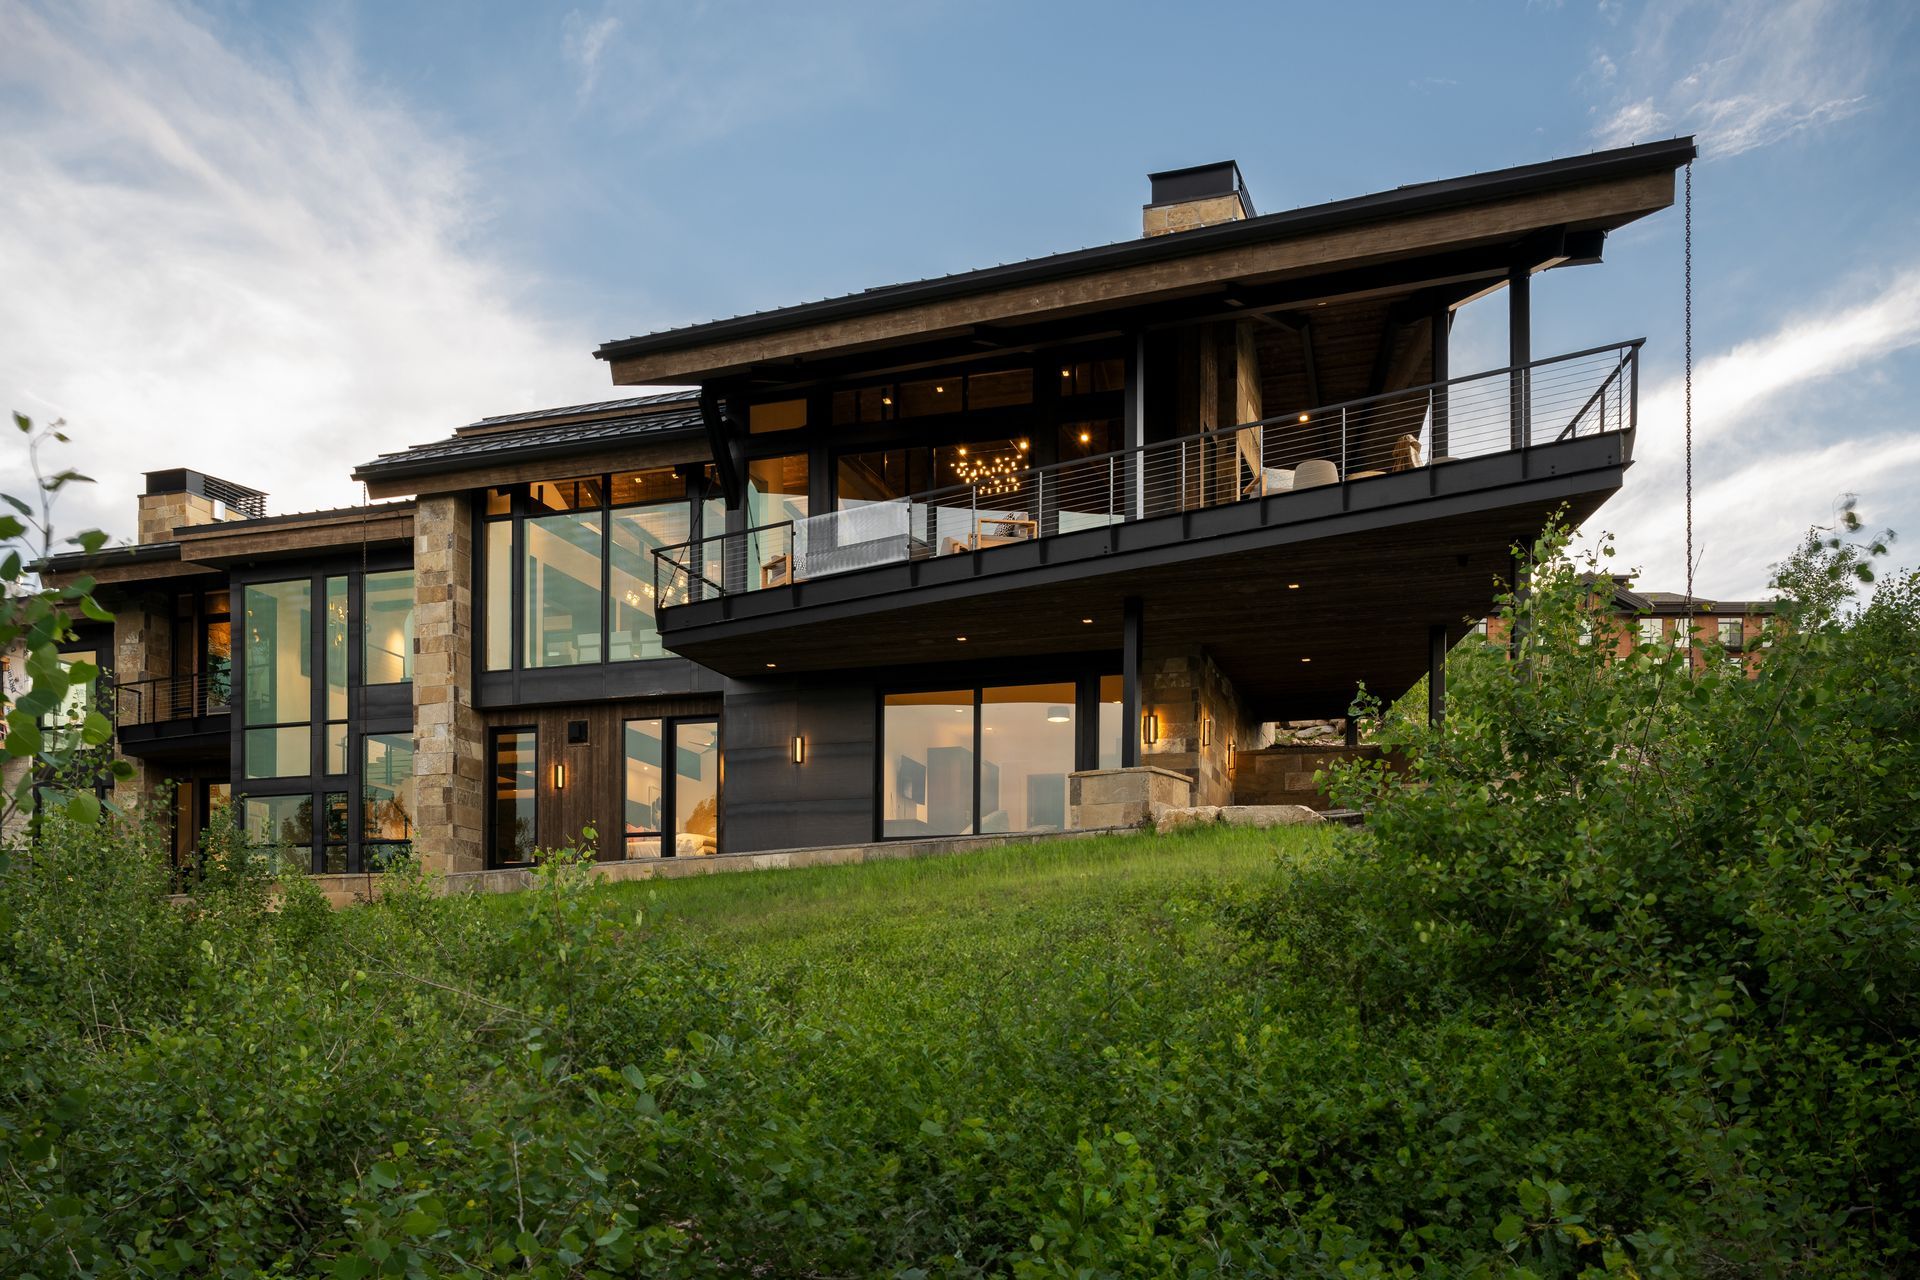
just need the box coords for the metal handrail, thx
[113,672,230,728]
[651,339,1643,608]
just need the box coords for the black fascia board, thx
[352,422,706,483]
[595,137,1696,364]
[39,541,182,575]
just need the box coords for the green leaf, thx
[5,718,43,757]
[79,594,114,623]
[81,710,112,747]
[368,1161,400,1189]
[1493,1214,1525,1246]
[66,791,101,825]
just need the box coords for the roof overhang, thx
[597,138,1694,386]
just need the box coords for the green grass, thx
[610,825,1326,958]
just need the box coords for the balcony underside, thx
[658,433,1629,718]
[116,713,229,761]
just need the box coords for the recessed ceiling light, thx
[1301,656,1312,663]
[956,635,967,642]
[935,384,945,393]
[765,662,777,668]
[1287,583,1300,590]
[1079,431,1091,444]
[1081,617,1093,624]
[1297,413,1310,424]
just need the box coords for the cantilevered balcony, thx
[650,341,1641,706]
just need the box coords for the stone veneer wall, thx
[1230,744,1403,810]
[110,592,171,809]
[412,495,486,874]
[1139,645,1265,807]
[136,491,222,545]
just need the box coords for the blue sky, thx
[3,0,1918,597]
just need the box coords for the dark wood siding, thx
[483,694,721,858]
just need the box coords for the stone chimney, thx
[1143,161,1255,237]
[137,469,266,544]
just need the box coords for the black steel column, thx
[1430,306,1450,460]
[1508,265,1531,450]
[1123,333,1145,519]
[1428,623,1447,727]
[1121,596,1143,768]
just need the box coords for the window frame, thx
[480,467,707,678]
[874,671,1111,842]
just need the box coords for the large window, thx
[242,580,311,779]
[490,728,537,866]
[883,690,976,837]
[525,511,603,667]
[487,467,701,670]
[885,680,1103,838]
[241,794,312,861]
[363,570,415,683]
[981,684,1076,833]
[623,718,664,858]
[746,455,808,588]
[611,506,689,662]
[673,720,720,855]
[362,732,415,865]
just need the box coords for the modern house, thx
[41,138,1697,880]
[1480,577,1779,673]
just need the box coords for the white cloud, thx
[1580,268,1920,596]
[562,10,622,104]
[1590,0,1873,157]
[0,0,619,544]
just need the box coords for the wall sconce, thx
[1141,711,1159,746]
[792,735,806,765]
[552,761,567,791]
[1228,739,1236,771]
[1202,715,1214,747]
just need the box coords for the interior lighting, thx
[1046,705,1071,723]
[792,735,806,764]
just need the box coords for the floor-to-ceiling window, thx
[981,683,1076,832]
[241,580,312,780]
[363,570,415,684]
[882,677,1112,840]
[235,564,413,874]
[362,731,416,867]
[672,719,720,855]
[622,718,664,858]
[483,467,710,671]
[882,689,977,837]
[490,728,538,865]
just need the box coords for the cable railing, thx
[114,672,231,728]
[652,340,1640,609]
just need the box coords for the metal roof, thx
[355,402,705,481]
[463,390,694,431]
[595,137,1697,365]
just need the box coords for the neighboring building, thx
[1479,577,1780,674]
[42,138,1696,878]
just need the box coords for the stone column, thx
[412,495,486,873]
[111,593,171,810]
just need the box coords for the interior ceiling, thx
[664,489,1613,721]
